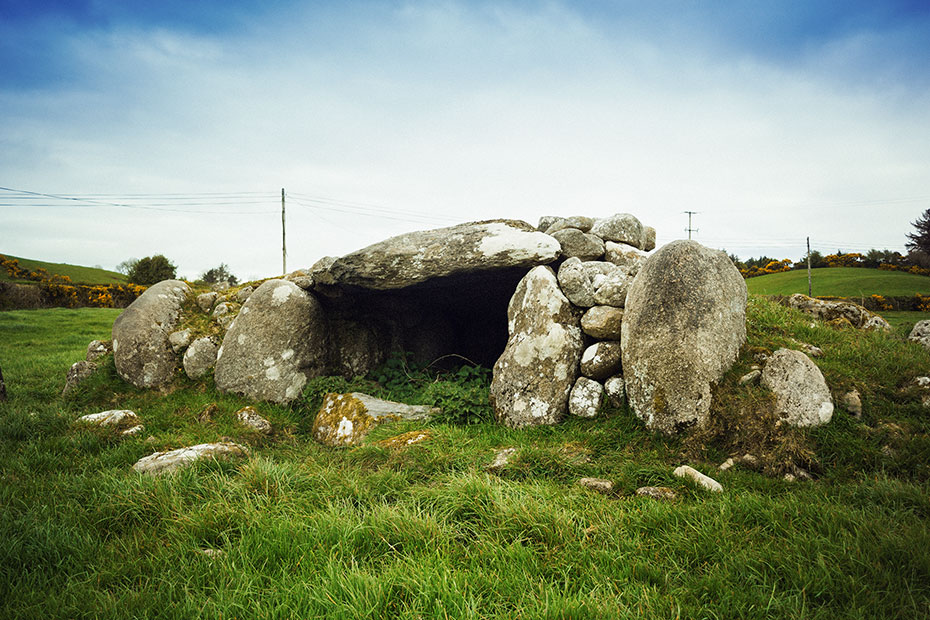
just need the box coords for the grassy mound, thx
[0,253,127,285]
[746,267,930,297]
[1,299,929,618]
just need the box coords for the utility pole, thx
[281,188,287,275]
[807,237,813,297]
[684,211,699,240]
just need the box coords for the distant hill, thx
[746,267,930,297]
[0,253,127,285]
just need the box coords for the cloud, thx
[1,0,929,280]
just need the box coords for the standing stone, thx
[579,341,623,381]
[491,266,584,428]
[214,279,327,403]
[622,241,747,434]
[569,377,603,418]
[761,349,834,427]
[112,280,191,389]
[590,213,645,249]
[183,337,219,379]
[580,306,624,339]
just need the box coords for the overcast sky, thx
[2,1,930,281]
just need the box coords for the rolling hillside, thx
[0,253,126,285]
[746,267,930,297]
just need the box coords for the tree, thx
[115,257,138,275]
[906,209,930,255]
[200,263,238,286]
[127,255,177,285]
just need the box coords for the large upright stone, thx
[622,241,747,434]
[112,280,190,388]
[215,279,327,403]
[491,266,584,428]
[327,219,560,290]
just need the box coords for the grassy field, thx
[1,302,930,618]
[0,253,127,285]
[746,267,930,297]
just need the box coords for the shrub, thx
[127,255,177,285]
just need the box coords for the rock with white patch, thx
[86,339,112,362]
[490,266,584,427]
[673,465,723,492]
[908,320,930,348]
[786,294,891,331]
[550,228,605,261]
[132,442,248,476]
[603,242,648,275]
[62,360,97,395]
[590,213,645,249]
[579,341,622,381]
[214,279,327,403]
[183,337,219,379]
[622,241,747,434]
[604,374,625,408]
[557,258,635,308]
[112,280,191,389]
[761,348,834,427]
[312,392,435,447]
[326,219,560,290]
[168,328,192,353]
[76,409,140,429]
[568,376,603,418]
[235,406,272,434]
[577,477,613,494]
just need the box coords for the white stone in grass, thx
[568,376,603,418]
[76,409,140,428]
[132,442,248,476]
[122,425,145,436]
[636,486,677,501]
[236,406,272,434]
[577,477,614,494]
[673,465,723,492]
[486,447,518,473]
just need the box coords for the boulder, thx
[557,258,634,308]
[604,375,626,408]
[327,219,560,290]
[237,286,254,303]
[62,360,97,395]
[622,241,747,434]
[590,213,644,249]
[579,341,622,381]
[580,306,624,339]
[908,320,930,348]
[786,294,891,331]
[168,328,192,353]
[183,337,219,379]
[312,392,435,447]
[491,266,584,428]
[642,227,657,252]
[112,280,191,388]
[550,228,605,261]
[568,376,603,418]
[76,409,140,429]
[196,292,217,312]
[603,242,647,275]
[214,279,327,403]
[132,442,248,476]
[235,406,272,434]
[212,302,230,319]
[544,216,595,235]
[761,348,834,427]
[86,339,112,362]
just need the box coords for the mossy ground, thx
[1,299,929,618]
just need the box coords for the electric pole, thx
[281,188,287,275]
[807,237,813,297]
[684,211,699,240]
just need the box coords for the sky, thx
[2,0,930,281]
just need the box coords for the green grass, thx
[0,253,127,285]
[1,303,930,618]
[746,267,930,297]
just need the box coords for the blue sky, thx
[2,1,929,279]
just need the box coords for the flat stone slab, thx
[312,393,436,447]
[76,409,140,428]
[132,442,248,476]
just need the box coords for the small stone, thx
[740,454,761,469]
[237,286,254,302]
[783,473,797,482]
[63,360,97,395]
[76,409,140,429]
[636,486,677,501]
[235,406,272,435]
[168,328,192,353]
[132,442,248,476]
[839,390,862,417]
[198,548,225,559]
[183,337,219,380]
[673,465,723,492]
[579,341,623,381]
[577,477,614,494]
[198,403,218,423]
[569,376,604,418]
[487,447,517,473]
[739,370,761,386]
[86,339,112,362]
[718,457,735,471]
[377,430,431,450]
[604,375,626,408]
[122,424,144,436]
[580,306,624,340]
[197,292,218,312]
[213,302,230,318]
